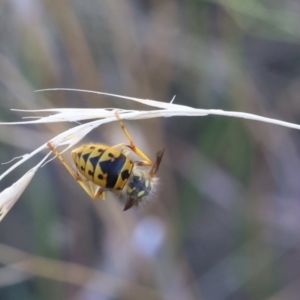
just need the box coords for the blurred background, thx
[0,0,300,299]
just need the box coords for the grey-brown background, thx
[0,1,300,299]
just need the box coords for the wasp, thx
[47,112,164,211]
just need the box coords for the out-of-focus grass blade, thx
[0,154,50,222]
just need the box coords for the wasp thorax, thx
[126,171,152,201]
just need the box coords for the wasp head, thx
[123,149,164,211]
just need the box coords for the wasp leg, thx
[110,142,152,167]
[87,181,106,200]
[47,142,105,200]
[93,186,107,200]
[114,111,153,166]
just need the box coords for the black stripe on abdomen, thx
[99,152,126,188]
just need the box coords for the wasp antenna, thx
[149,148,165,177]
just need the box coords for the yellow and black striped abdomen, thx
[71,144,134,190]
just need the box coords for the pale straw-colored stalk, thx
[0,88,300,221]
